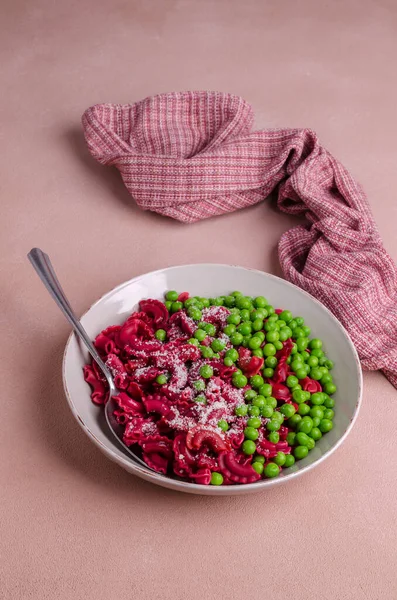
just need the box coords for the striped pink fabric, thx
[82,91,397,388]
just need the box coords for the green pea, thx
[210,297,223,306]
[184,298,196,308]
[254,296,268,308]
[323,395,335,409]
[323,409,334,420]
[188,338,200,346]
[242,440,257,455]
[280,310,293,323]
[309,427,322,441]
[319,419,333,433]
[275,341,283,350]
[310,368,323,381]
[200,365,213,379]
[311,392,326,405]
[223,295,236,308]
[266,419,281,432]
[194,395,207,404]
[251,318,263,332]
[227,313,241,325]
[206,323,217,336]
[230,333,243,346]
[274,452,286,466]
[240,309,251,322]
[223,348,237,363]
[241,336,251,348]
[252,395,266,409]
[247,417,261,429]
[165,300,173,311]
[266,396,278,409]
[312,417,321,427]
[218,419,229,432]
[154,329,167,342]
[223,324,236,337]
[250,375,264,389]
[286,375,299,388]
[288,414,302,428]
[309,406,324,419]
[264,356,277,369]
[292,389,307,404]
[237,322,251,336]
[235,404,248,417]
[253,348,264,358]
[324,382,337,395]
[171,301,183,313]
[253,331,265,342]
[266,330,280,343]
[294,445,309,460]
[284,454,296,468]
[193,380,206,392]
[210,472,224,485]
[286,432,296,445]
[302,326,311,336]
[254,454,265,464]
[280,403,296,418]
[263,368,274,378]
[236,297,252,310]
[231,291,243,298]
[252,461,264,475]
[275,319,286,330]
[259,383,272,397]
[264,462,280,478]
[156,374,167,385]
[291,359,303,372]
[279,327,292,342]
[263,343,277,357]
[211,339,226,353]
[319,375,331,387]
[248,336,262,350]
[296,432,311,447]
[261,405,274,418]
[165,290,179,301]
[296,337,309,352]
[264,320,277,332]
[306,355,318,368]
[325,360,334,370]
[244,389,257,401]
[293,327,305,339]
[224,357,234,367]
[268,431,280,443]
[298,403,311,416]
[233,373,248,388]
[252,308,268,320]
[194,329,207,342]
[297,416,313,434]
[309,338,322,349]
[295,368,307,380]
[310,348,324,358]
[265,305,275,315]
[188,307,202,321]
[248,406,261,417]
[201,346,214,359]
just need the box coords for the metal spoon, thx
[28,247,161,474]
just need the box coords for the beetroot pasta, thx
[84,292,336,485]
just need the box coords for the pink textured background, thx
[1,0,397,598]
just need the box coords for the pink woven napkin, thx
[82,91,397,388]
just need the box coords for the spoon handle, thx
[28,248,113,388]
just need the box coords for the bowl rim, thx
[62,263,363,494]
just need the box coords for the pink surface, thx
[1,0,397,598]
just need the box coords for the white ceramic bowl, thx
[63,264,362,495]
